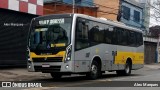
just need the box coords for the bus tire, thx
[86,61,100,80]
[124,61,131,76]
[50,73,62,80]
[116,61,131,76]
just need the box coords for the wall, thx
[144,42,157,64]
[130,0,150,32]
[93,0,119,21]
[0,0,43,15]
[44,3,97,17]
[0,8,36,66]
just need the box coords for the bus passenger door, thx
[104,26,117,70]
[105,45,117,70]
[74,18,90,72]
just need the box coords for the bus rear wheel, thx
[116,61,131,76]
[50,73,62,80]
[86,61,100,80]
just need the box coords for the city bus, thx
[27,14,144,80]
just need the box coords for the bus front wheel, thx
[86,61,100,80]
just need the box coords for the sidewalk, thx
[144,63,160,70]
[0,68,51,81]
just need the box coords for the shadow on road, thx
[28,73,143,87]
[0,66,27,70]
[31,73,142,82]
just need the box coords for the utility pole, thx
[72,0,75,13]
[157,34,160,63]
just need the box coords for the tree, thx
[149,25,160,37]
[149,0,160,23]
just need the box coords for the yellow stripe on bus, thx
[114,51,144,64]
[30,51,66,61]
[51,43,66,47]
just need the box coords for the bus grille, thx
[34,66,61,72]
[32,57,63,62]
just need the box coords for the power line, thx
[81,0,119,10]
[85,1,154,26]
[44,1,119,15]
[79,1,155,26]
[44,0,155,27]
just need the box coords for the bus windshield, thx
[29,17,72,53]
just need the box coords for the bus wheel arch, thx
[92,56,102,69]
[126,58,132,69]
[124,58,132,75]
[87,56,102,79]
[116,58,132,76]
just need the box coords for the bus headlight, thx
[27,47,31,61]
[65,45,72,62]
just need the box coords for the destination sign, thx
[39,18,64,25]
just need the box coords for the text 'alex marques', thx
[134,82,159,87]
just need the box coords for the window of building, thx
[122,6,130,20]
[134,10,140,22]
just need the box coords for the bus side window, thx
[88,21,101,45]
[75,18,89,50]
[121,29,128,46]
[136,32,143,46]
[112,27,117,44]
[140,33,143,45]
[89,25,99,43]
[117,28,123,45]
[77,19,88,39]
[128,31,136,46]
[105,30,111,44]
[104,26,117,45]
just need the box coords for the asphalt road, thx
[27,66,160,90]
[0,64,160,90]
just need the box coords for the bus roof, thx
[33,13,142,33]
[33,13,74,20]
[74,13,142,33]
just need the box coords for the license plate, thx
[42,64,50,67]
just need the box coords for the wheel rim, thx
[91,65,97,75]
[125,64,130,73]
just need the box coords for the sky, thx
[150,10,160,27]
[149,0,160,27]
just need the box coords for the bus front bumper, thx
[27,61,74,73]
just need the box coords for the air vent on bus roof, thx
[98,17,108,20]
[113,21,126,25]
[98,17,126,25]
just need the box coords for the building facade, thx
[0,0,43,66]
[44,0,154,64]
[44,0,119,21]
[93,0,119,21]
[44,0,97,16]
[119,0,145,31]
[135,0,150,33]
